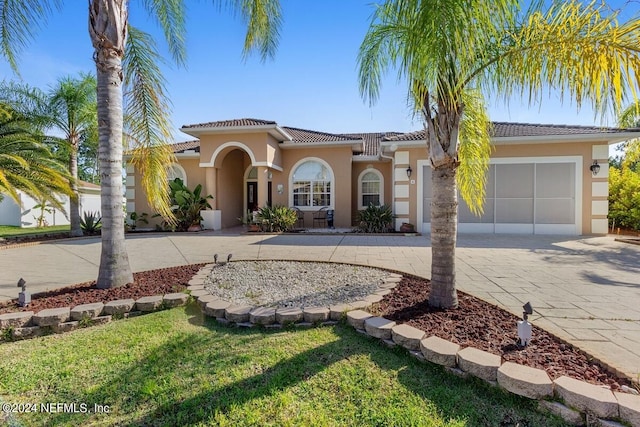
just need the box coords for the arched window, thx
[167,163,187,186]
[359,169,383,209]
[290,159,333,209]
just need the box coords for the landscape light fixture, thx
[17,278,30,307]
[589,160,600,176]
[517,301,533,347]
[406,166,413,178]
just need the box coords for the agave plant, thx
[80,211,102,235]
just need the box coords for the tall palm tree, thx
[359,0,640,308]
[0,0,282,288]
[0,74,98,237]
[0,105,72,207]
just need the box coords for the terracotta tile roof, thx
[383,122,633,141]
[344,132,402,156]
[182,118,277,129]
[171,140,200,153]
[281,126,360,144]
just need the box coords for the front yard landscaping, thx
[0,306,568,426]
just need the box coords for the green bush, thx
[168,178,213,231]
[609,167,640,231]
[257,205,298,232]
[356,204,394,233]
[80,211,102,235]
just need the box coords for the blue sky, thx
[0,0,638,142]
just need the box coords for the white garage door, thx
[421,158,580,235]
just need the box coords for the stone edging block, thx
[497,362,553,399]
[250,307,276,325]
[164,293,190,308]
[391,323,425,351]
[364,316,396,340]
[346,310,373,330]
[457,346,501,382]
[33,307,70,326]
[275,307,303,324]
[0,311,34,329]
[71,302,104,321]
[420,336,460,367]
[204,300,232,318]
[303,307,330,323]
[554,375,619,419]
[614,391,640,426]
[135,295,164,312]
[103,299,135,315]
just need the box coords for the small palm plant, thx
[80,211,102,235]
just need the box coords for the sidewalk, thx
[1,231,638,380]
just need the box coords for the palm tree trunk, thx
[69,143,83,237]
[90,0,133,288]
[428,164,459,309]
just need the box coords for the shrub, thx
[168,178,213,231]
[356,204,394,233]
[127,211,149,231]
[80,211,102,235]
[609,167,640,231]
[258,205,298,232]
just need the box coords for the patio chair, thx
[313,206,328,228]
[291,207,305,228]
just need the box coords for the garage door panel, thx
[459,198,494,223]
[536,163,575,198]
[495,199,534,223]
[536,199,575,224]
[496,164,533,198]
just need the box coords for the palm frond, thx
[457,90,493,215]
[481,1,640,120]
[0,0,61,72]
[138,0,186,65]
[124,25,176,221]
[224,0,282,61]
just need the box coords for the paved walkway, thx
[1,231,639,380]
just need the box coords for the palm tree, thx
[0,74,98,237]
[0,0,282,288]
[359,0,640,308]
[617,102,640,167]
[0,105,72,208]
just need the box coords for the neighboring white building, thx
[0,181,101,227]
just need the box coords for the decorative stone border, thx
[187,263,403,328]
[0,292,191,340]
[1,262,639,426]
[346,310,640,426]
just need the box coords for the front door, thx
[247,182,258,211]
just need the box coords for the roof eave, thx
[180,124,292,141]
[493,132,640,145]
[280,140,363,151]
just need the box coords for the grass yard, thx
[0,306,569,426]
[0,225,70,238]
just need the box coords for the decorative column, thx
[202,166,221,230]
[205,167,217,209]
[257,166,269,208]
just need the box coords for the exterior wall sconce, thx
[406,166,413,178]
[589,160,600,176]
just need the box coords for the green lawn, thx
[0,225,70,238]
[0,306,569,426]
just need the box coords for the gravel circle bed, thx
[203,260,387,307]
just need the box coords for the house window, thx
[167,163,187,186]
[359,169,383,209]
[291,159,333,208]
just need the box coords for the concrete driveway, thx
[1,231,638,380]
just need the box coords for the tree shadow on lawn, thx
[46,307,566,427]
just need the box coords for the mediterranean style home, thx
[125,118,640,235]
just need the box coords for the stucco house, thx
[0,181,101,227]
[125,118,640,235]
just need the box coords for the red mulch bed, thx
[0,264,205,315]
[377,274,633,391]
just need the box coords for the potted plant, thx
[168,178,213,231]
